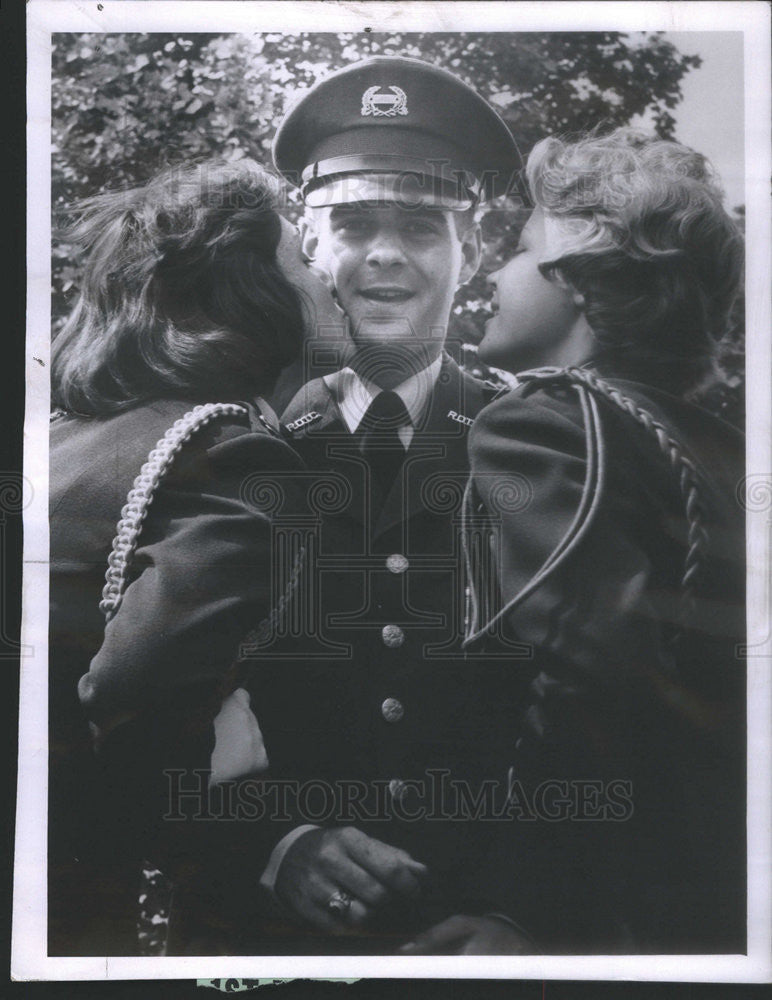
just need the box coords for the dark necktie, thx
[359,390,410,515]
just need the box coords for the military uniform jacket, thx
[49,397,304,953]
[465,369,746,952]
[243,355,540,940]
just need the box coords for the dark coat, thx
[236,355,542,950]
[465,369,746,952]
[49,397,304,955]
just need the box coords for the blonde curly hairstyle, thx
[526,127,744,396]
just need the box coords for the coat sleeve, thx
[78,424,301,728]
[469,386,675,689]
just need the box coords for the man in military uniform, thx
[244,57,534,954]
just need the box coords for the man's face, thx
[302,201,481,375]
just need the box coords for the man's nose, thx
[365,231,407,268]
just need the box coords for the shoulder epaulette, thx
[99,402,248,623]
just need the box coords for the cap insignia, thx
[361,85,408,118]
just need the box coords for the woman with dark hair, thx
[49,159,344,955]
[458,128,746,953]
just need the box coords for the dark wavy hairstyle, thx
[526,128,744,396]
[52,159,305,414]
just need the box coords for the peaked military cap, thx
[273,56,522,209]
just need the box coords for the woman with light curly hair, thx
[462,128,745,953]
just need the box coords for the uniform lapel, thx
[281,378,343,435]
[282,378,373,526]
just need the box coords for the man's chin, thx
[349,337,443,384]
[350,316,419,340]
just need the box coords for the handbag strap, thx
[99,402,248,622]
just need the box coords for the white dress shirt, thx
[323,356,443,448]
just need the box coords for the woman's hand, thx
[399,914,536,954]
[275,826,428,933]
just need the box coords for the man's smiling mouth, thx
[359,287,415,303]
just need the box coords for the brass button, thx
[381,624,405,648]
[386,554,409,574]
[381,698,404,723]
[388,778,408,802]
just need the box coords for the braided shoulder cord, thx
[99,402,248,623]
[522,367,709,626]
[463,383,606,646]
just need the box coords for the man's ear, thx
[458,222,483,286]
[300,214,319,262]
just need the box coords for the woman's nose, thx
[306,262,335,291]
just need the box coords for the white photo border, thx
[15,0,772,984]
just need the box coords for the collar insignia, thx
[447,409,474,428]
[361,85,408,117]
[286,411,322,433]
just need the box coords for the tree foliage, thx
[51,31,742,424]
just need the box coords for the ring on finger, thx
[327,889,354,916]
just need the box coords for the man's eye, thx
[404,220,441,236]
[334,218,370,235]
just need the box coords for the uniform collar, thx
[254,396,281,433]
[323,356,443,434]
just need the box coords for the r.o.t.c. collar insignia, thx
[361,85,408,117]
[285,411,323,433]
[447,409,474,428]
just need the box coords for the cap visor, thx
[304,173,474,210]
